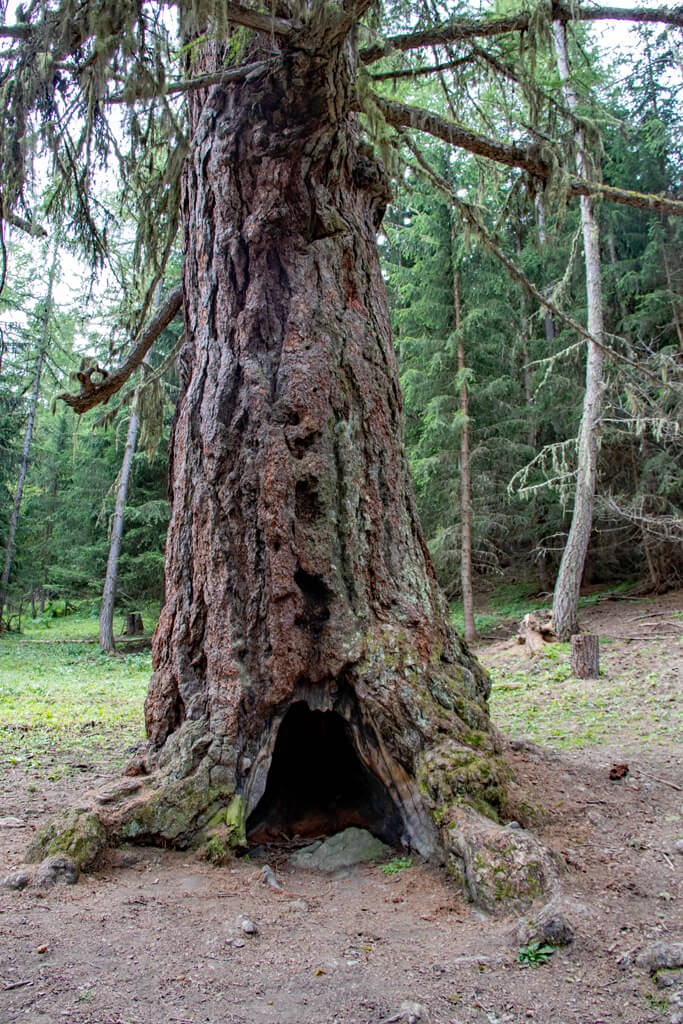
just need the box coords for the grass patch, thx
[380,856,412,875]
[488,642,683,750]
[451,582,550,636]
[0,619,151,777]
[19,600,160,641]
[451,580,639,637]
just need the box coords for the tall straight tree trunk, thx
[0,247,57,626]
[551,23,606,641]
[451,257,476,643]
[29,25,555,910]
[535,191,556,345]
[99,407,139,653]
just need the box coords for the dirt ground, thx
[1,593,681,1024]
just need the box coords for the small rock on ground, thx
[290,827,391,872]
[636,943,683,973]
[1,868,33,890]
[518,901,575,947]
[34,854,79,888]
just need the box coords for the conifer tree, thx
[3,0,681,900]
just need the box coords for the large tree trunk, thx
[28,29,555,910]
[99,407,139,653]
[551,24,606,641]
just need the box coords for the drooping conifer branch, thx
[377,95,683,217]
[406,139,680,392]
[374,94,548,176]
[59,284,183,414]
[360,4,683,64]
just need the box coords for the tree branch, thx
[406,139,681,392]
[1,210,47,237]
[0,25,30,40]
[568,178,683,217]
[376,95,683,217]
[374,93,547,176]
[58,284,183,414]
[106,59,274,103]
[370,56,475,80]
[223,1,294,37]
[361,4,683,64]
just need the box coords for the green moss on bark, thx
[119,776,234,847]
[26,808,108,870]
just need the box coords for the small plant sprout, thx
[517,941,556,966]
[380,856,413,875]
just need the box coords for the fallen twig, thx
[628,611,680,621]
[2,979,33,991]
[599,633,675,641]
[633,768,682,792]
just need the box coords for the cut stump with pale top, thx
[570,633,600,678]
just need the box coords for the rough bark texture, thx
[29,29,556,910]
[570,634,600,679]
[146,34,490,850]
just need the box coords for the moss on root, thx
[418,741,509,824]
[118,775,235,847]
[199,794,247,863]
[26,808,108,871]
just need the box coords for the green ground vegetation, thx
[0,604,157,778]
[1,592,679,789]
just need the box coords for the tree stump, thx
[124,612,144,636]
[570,634,600,678]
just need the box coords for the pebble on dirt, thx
[1,868,32,890]
[636,942,683,973]
[517,901,575,947]
[34,853,79,887]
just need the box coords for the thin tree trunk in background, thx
[99,407,139,652]
[662,239,683,353]
[0,248,57,627]
[551,23,606,641]
[535,191,556,344]
[451,257,476,643]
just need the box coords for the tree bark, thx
[551,24,606,641]
[146,37,480,843]
[570,634,600,678]
[0,247,56,625]
[535,192,556,345]
[143,33,517,875]
[30,27,557,911]
[99,408,139,653]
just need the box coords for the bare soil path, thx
[1,592,681,1024]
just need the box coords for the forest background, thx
[0,9,681,640]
